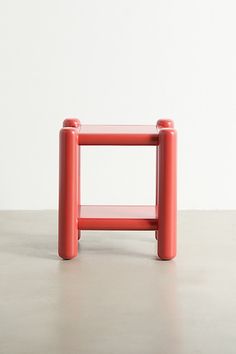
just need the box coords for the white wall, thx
[0,0,235,210]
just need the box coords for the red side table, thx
[58,119,177,260]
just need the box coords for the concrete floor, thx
[0,211,236,354]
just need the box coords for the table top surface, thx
[79,125,157,135]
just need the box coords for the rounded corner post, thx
[58,121,80,260]
[63,118,80,128]
[157,126,177,260]
[155,119,175,241]
[156,119,174,129]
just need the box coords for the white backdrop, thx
[0,0,235,210]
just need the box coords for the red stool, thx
[58,119,177,260]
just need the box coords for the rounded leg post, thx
[155,119,174,241]
[157,127,177,260]
[58,120,80,260]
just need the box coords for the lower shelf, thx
[78,205,158,231]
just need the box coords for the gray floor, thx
[0,211,236,354]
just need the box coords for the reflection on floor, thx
[0,211,236,354]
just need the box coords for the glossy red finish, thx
[63,118,81,128]
[155,119,175,240]
[79,125,158,145]
[62,118,82,241]
[58,119,177,260]
[157,127,177,260]
[156,119,174,129]
[79,205,157,230]
[58,123,80,259]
